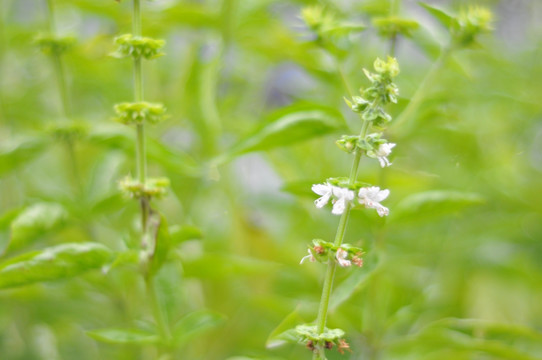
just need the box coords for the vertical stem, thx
[51,53,71,118]
[45,0,56,34]
[132,0,148,231]
[313,119,370,360]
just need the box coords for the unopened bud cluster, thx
[35,34,76,56]
[111,34,165,60]
[453,6,493,47]
[114,102,167,125]
[119,176,170,199]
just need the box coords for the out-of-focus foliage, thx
[1,0,541,359]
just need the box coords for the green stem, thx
[51,53,71,118]
[132,0,147,229]
[45,0,56,35]
[313,117,370,360]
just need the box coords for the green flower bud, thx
[336,135,359,153]
[373,56,400,77]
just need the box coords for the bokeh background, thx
[1,0,542,359]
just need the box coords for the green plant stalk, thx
[130,0,169,352]
[313,119,370,360]
[132,0,149,231]
[45,0,70,118]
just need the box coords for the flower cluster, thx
[119,176,170,199]
[312,182,389,217]
[34,34,75,56]
[300,239,364,268]
[372,16,419,38]
[113,102,167,125]
[111,34,165,60]
[452,6,493,47]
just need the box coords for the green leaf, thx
[393,190,485,220]
[9,202,69,250]
[0,209,21,256]
[419,2,456,30]
[86,328,159,345]
[172,310,226,346]
[179,253,279,279]
[169,225,203,245]
[0,243,112,289]
[0,137,49,176]
[214,104,346,164]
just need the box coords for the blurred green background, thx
[1,0,542,359]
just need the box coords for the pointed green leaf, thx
[214,104,346,164]
[172,310,226,346]
[169,225,203,245]
[394,190,485,220]
[9,202,68,250]
[87,328,159,345]
[0,243,112,289]
[419,2,456,30]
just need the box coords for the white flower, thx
[370,143,396,167]
[312,183,333,208]
[312,183,355,215]
[331,187,355,215]
[300,249,316,264]
[335,248,351,267]
[358,186,390,217]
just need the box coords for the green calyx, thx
[113,102,167,125]
[296,324,344,344]
[111,34,165,60]
[307,239,364,266]
[325,177,371,191]
[34,34,76,56]
[119,176,170,199]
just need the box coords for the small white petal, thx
[336,248,351,267]
[312,183,332,196]
[312,183,333,208]
[300,249,315,264]
[332,197,347,215]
